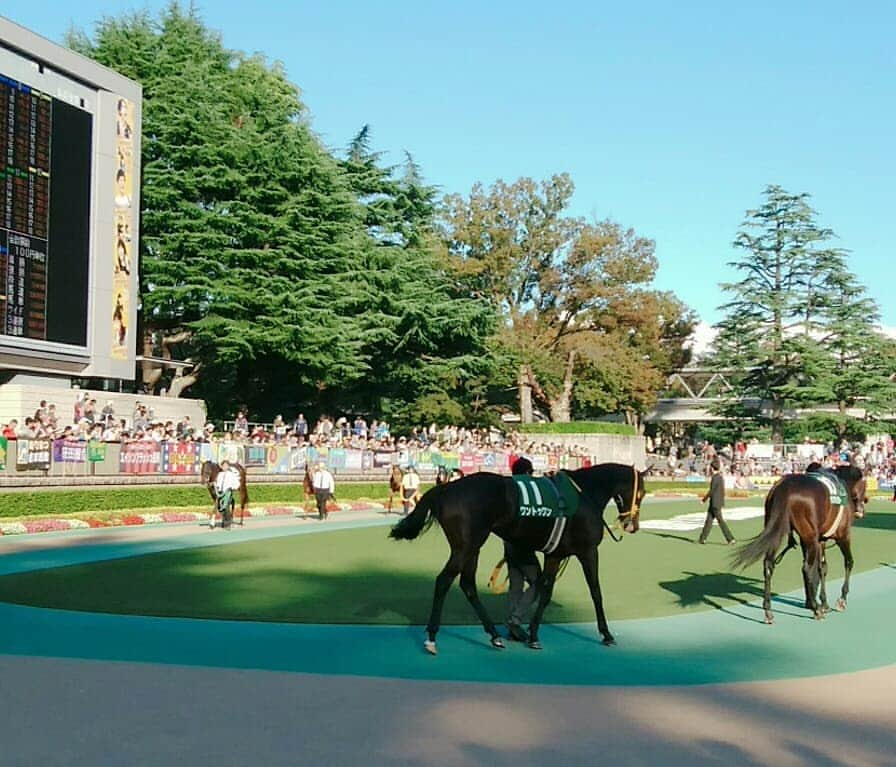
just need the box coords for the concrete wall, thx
[0,381,207,430]
[521,433,647,469]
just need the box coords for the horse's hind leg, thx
[459,552,504,649]
[835,536,854,611]
[818,547,830,613]
[526,556,562,650]
[424,550,463,654]
[763,552,776,624]
[803,541,825,620]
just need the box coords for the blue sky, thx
[3,1,892,332]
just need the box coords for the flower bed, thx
[0,502,386,537]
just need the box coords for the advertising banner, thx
[460,452,477,473]
[266,445,291,474]
[16,439,51,470]
[373,450,394,468]
[344,448,364,471]
[215,443,242,465]
[328,448,347,470]
[162,441,199,475]
[52,439,87,463]
[0,436,7,469]
[289,447,307,472]
[88,440,107,463]
[244,444,267,466]
[120,442,162,474]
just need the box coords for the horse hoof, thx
[491,636,505,650]
[814,611,826,621]
[527,640,543,651]
[764,615,774,625]
[423,640,437,656]
[836,599,847,611]
[602,636,616,647]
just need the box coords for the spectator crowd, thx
[1,399,593,463]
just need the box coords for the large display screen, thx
[0,72,92,347]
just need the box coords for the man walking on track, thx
[698,458,736,545]
[213,459,241,530]
[312,462,335,521]
[400,465,421,516]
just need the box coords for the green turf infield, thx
[0,498,892,625]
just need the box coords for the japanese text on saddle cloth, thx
[512,473,580,555]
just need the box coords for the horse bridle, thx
[568,465,642,543]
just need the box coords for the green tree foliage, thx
[338,128,496,427]
[710,185,894,441]
[68,5,367,418]
[443,175,694,425]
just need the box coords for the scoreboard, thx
[0,71,92,348]
[0,75,51,339]
[0,17,141,380]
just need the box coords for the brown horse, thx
[387,464,403,513]
[200,460,249,527]
[302,464,315,514]
[732,464,868,624]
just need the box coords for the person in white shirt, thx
[401,465,421,516]
[213,459,242,529]
[312,462,335,520]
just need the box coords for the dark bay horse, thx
[386,465,403,513]
[390,463,646,654]
[200,460,249,527]
[302,464,315,513]
[732,464,868,624]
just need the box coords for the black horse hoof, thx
[527,640,543,651]
[507,624,529,643]
[602,636,616,646]
[490,636,505,650]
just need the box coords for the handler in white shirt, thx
[400,465,421,516]
[213,459,241,529]
[312,462,335,520]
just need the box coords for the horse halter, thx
[614,465,641,525]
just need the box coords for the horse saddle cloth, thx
[806,471,849,507]
[513,473,580,519]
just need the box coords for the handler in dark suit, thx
[506,456,543,642]
[698,458,736,544]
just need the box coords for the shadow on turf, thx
[658,570,776,624]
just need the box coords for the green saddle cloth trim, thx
[806,472,849,507]
[514,474,580,519]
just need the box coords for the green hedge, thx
[0,482,394,519]
[518,422,637,435]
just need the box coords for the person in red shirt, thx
[2,419,19,439]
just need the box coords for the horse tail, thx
[389,486,440,541]
[731,487,790,569]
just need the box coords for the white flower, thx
[0,522,28,535]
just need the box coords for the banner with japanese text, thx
[16,439,51,470]
[53,439,86,463]
[119,442,162,474]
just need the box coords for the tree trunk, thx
[548,350,575,423]
[517,365,533,424]
[141,329,162,394]
[167,364,201,398]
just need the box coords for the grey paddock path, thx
[2,515,896,766]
